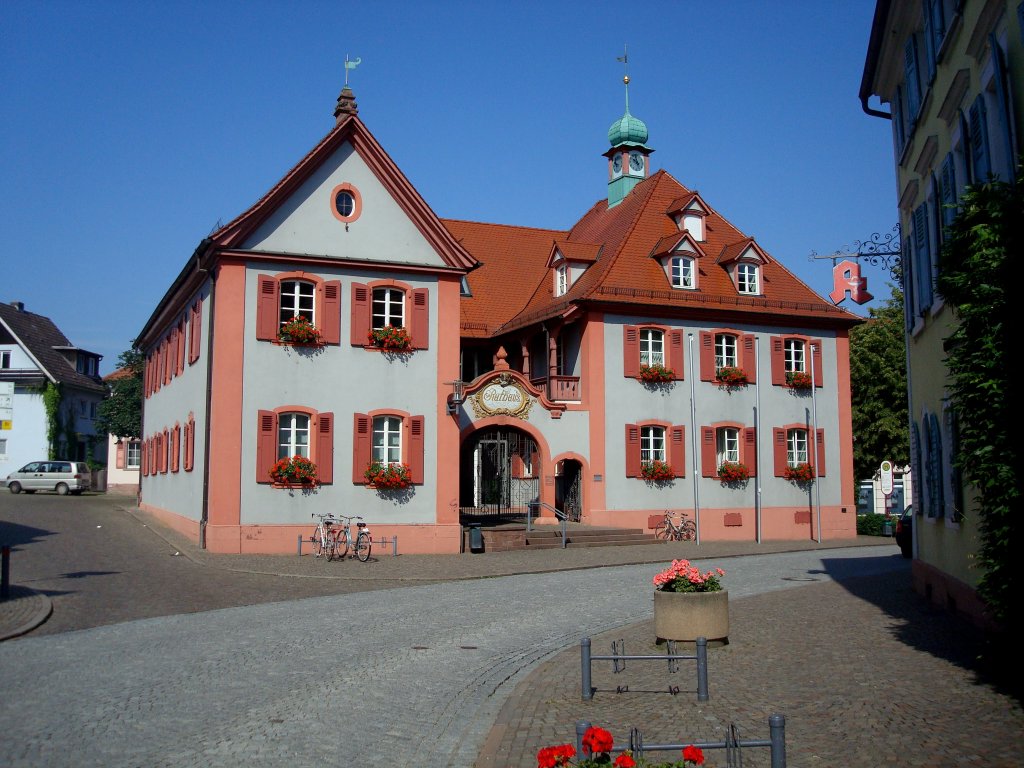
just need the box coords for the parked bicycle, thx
[654,510,696,541]
[332,514,373,562]
[310,513,340,559]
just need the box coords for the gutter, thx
[859,0,894,120]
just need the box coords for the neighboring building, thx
[0,300,106,476]
[860,0,1022,626]
[103,367,142,490]
[136,82,862,555]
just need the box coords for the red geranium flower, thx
[582,725,614,755]
[683,744,706,764]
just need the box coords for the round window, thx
[335,190,355,218]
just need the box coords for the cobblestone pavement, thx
[1,492,1021,767]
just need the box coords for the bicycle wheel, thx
[355,531,372,562]
[326,530,340,561]
[654,521,672,541]
[335,529,350,560]
[311,526,326,558]
[680,520,697,541]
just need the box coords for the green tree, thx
[95,346,144,440]
[936,166,1021,627]
[849,285,909,483]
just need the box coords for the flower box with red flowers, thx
[537,723,707,767]
[363,461,412,490]
[717,460,750,484]
[269,455,319,485]
[640,459,675,483]
[637,363,674,383]
[367,325,413,352]
[715,366,748,388]
[277,315,323,345]
[783,462,816,483]
[786,370,813,389]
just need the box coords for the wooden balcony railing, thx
[531,375,581,402]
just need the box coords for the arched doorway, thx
[460,426,539,522]
[555,459,582,522]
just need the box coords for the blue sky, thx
[2,1,897,375]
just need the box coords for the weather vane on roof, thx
[616,45,630,110]
[344,54,361,86]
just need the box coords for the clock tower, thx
[605,73,652,208]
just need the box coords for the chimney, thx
[10,301,24,312]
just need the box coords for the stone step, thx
[467,524,663,553]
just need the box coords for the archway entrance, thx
[555,459,582,522]
[460,426,539,522]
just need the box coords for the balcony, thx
[531,375,581,402]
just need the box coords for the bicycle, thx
[332,514,373,562]
[310,513,340,560]
[654,510,696,541]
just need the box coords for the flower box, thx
[277,315,323,345]
[363,461,412,489]
[640,459,675,482]
[637,363,674,383]
[783,462,816,483]
[786,370,813,389]
[269,455,318,485]
[715,365,748,388]
[717,460,749,484]
[653,559,728,644]
[367,325,413,352]
[538,725,706,768]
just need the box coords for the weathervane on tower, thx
[616,45,630,110]
[344,54,361,86]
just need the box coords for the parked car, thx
[894,504,913,558]
[4,460,92,495]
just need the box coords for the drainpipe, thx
[687,333,700,543]
[810,343,822,543]
[754,337,762,544]
[198,242,215,549]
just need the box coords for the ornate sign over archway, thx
[470,373,534,420]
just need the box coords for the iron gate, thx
[460,428,539,521]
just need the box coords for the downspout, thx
[810,343,822,543]
[688,333,700,543]
[754,337,762,543]
[197,241,215,549]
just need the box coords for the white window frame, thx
[787,429,809,467]
[639,329,665,367]
[784,339,806,373]
[372,287,405,330]
[670,256,694,289]
[277,413,310,460]
[715,333,738,369]
[279,279,316,328]
[640,425,666,463]
[737,263,759,294]
[717,427,739,465]
[126,440,141,469]
[0,350,9,368]
[555,264,568,297]
[372,415,402,465]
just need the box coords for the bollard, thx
[581,637,593,699]
[575,720,591,757]
[769,713,786,767]
[297,534,303,557]
[696,637,709,701]
[1,545,10,600]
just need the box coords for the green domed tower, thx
[605,73,652,208]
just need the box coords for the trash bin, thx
[883,521,893,537]
[468,524,484,553]
[92,469,108,493]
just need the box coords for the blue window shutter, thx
[904,36,921,123]
[958,109,973,185]
[927,413,945,519]
[892,86,906,157]
[940,153,957,227]
[913,204,933,312]
[923,0,937,84]
[902,234,916,331]
[989,34,1016,181]
[969,95,991,182]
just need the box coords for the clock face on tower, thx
[629,151,645,172]
[612,154,623,174]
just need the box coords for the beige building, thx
[860,0,1022,627]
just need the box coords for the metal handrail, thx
[527,500,568,548]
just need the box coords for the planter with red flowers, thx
[277,315,323,346]
[717,461,749,485]
[269,455,319,487]
[363,461,413,490]
[367,325,413,352]
[640,459,675,483]
[783,462,816,484]
[715,366,748,389]
[637,363,675,384]
[786,370,813,389]
[537,724,707,767]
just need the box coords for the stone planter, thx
[653,589,729,645]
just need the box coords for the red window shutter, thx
[189,300,202,364]
[168,328,177,380]
[741,335,757,384]
[623,326,639,378]
[812,342,824,387]
[667,330,684,380]
[171,426,180,472]
[161,430,169,473]
[773,428,787,476]
[185,420,195,472]
[256,410,276,483]
[408,415,425,483]
[815,428,827,477]
[699,332,714,381]
[140,439,147,476]
[256,275,279,341]
[322,280,341,345]
[164,338,171,385]
[770,337,786,386]
[352,413,371,483]
[411,288,429,349]
[625,423,641,477]
[670,425,686,476]
[743,427,757,476]
[316,412,334,484]
[701,426,716,477]
[350,283,370,346]
[178,319,186,375]
[116,441,126,469]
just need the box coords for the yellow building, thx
[860,0,1022,628]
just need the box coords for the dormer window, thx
[680,211,705,240]
[555,264,568,297]
[737,263,759,295]
[670,256,694,289]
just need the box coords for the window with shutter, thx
[624,325,683,380]
[354,411,424,485]
[904,36,921,124]
[188,298,202,364]
[913,203,933,313]
[968,95,991,182]
[256,273,341,345]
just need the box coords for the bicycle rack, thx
[296,534,399,557]
[580,636,708,701]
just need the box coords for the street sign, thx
[880,460,894,497]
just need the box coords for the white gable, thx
[240,142,446,267]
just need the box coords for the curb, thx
[0,586,53,642]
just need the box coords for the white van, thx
[4,460,92,495]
